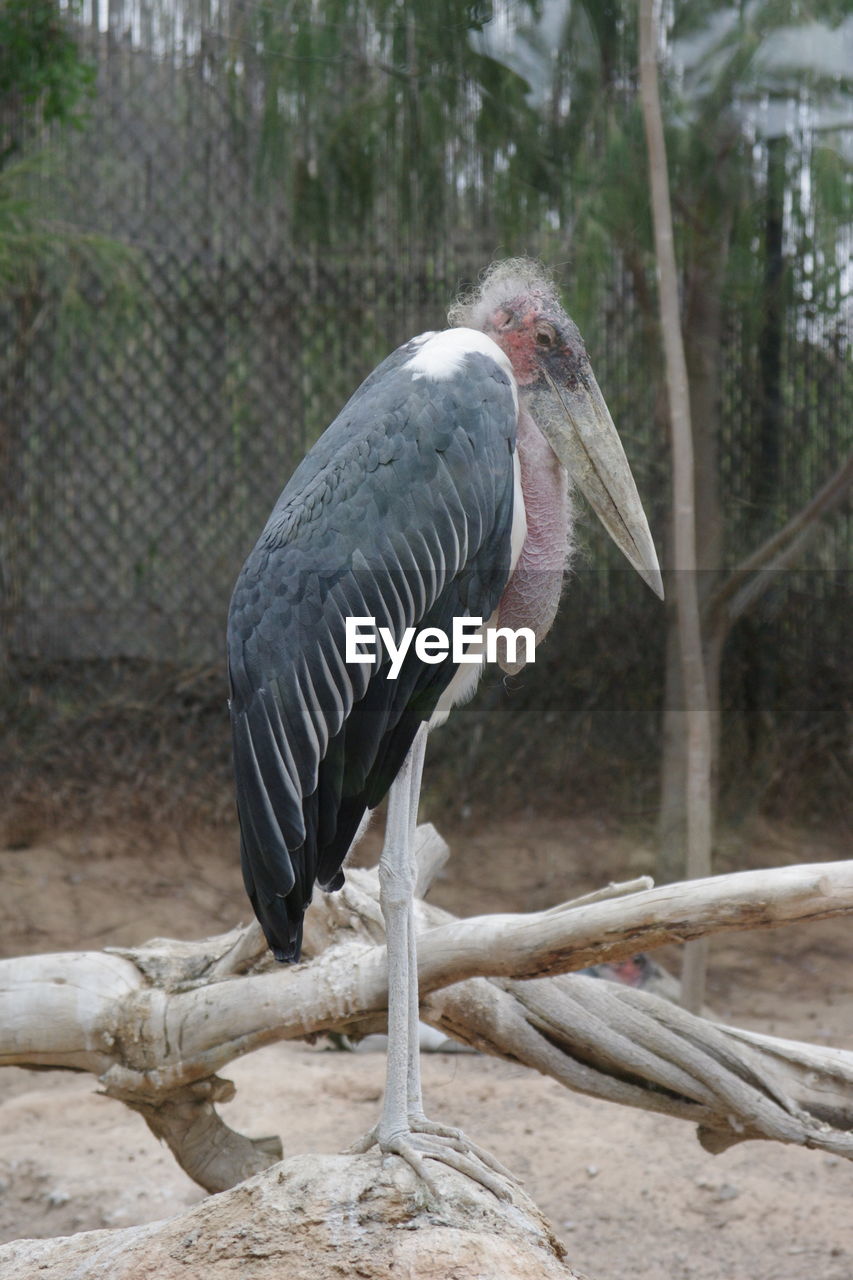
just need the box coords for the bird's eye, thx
[535,326,556,349]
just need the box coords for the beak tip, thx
[636,562,664,600]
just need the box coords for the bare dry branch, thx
[2,831,853,1191]
[707,454,853,625]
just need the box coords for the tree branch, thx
[2,831,853,1190]
[706,454,852,625]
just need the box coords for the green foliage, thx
[226,0,546,243]
[220,0,850,423]
[0,0,95,165]
[219,0,850,570]
[0,148,138,327]
[0,4,133,315]
[228,0,851,296]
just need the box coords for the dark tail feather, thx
[241,836,306,962]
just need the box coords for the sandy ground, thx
[1,814,852,1280]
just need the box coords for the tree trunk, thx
[658,593,728,886]
[638,0,714,1011]
[654,154,731,885]
[657,611,686,883]
[756,134,786,511]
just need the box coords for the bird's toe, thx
[347,1124,379,1155]
[381,1128,515,1201]
[406,1114,517,1182]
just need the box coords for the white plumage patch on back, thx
[406,331,436,352]
[405,328,517,410]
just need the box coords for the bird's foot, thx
[349,1116,515,1202]
[405,1110,517,1182]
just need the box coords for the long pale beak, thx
[532,366,664,600]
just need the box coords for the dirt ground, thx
[1,813,851,1280]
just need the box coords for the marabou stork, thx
[227,259,662,1195]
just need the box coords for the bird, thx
[227,258,662,1196]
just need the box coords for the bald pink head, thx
[451,258,664,602]
[449,259,587,390]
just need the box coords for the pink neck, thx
[496,407,573,673]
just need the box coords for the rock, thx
[0,1152,590,1279]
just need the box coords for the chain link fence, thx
[0,1,849,824]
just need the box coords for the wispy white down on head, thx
[405,328,516,404]
[448,258,559,330]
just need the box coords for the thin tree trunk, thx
[756,135,786,509]
[657,613,686,881]
[638,0,713,1012]
[686,225,732,816]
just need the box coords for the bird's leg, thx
[403,867,515,1188]
[374,734,419,1154]
[349,729,423,1151]
[403,724,428,1122]
[351,725,513,1200]
[401,732,510,1180]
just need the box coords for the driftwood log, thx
[3,824,853,1201]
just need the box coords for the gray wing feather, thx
[227,340,517,960]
